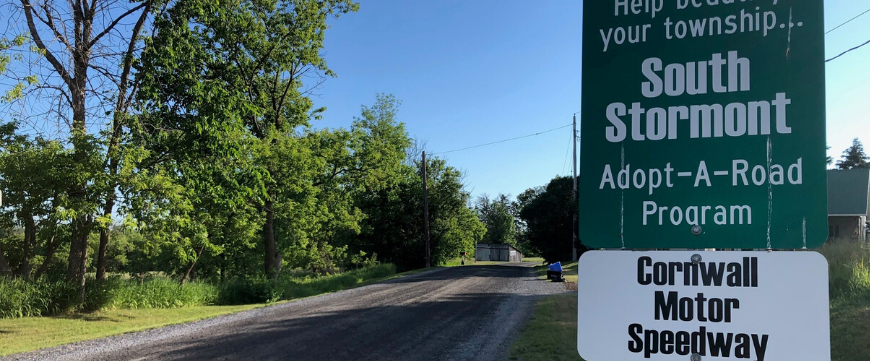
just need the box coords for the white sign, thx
[577,250,829,361]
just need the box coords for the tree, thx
[352,154,484,271]
[837,138,870,170]
[474,194,515,246]
[1,0,155,301]
[827,145,833,166]
[0,122,69,279]
[511,186,544,256]
[136,0,359,278]
[518,177,585,263]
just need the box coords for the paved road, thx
[6,264,567,361]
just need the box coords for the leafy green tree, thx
[136,0,359,278]
[291,94,411,274]
[353,155,484,271]
[827,145,833,166]
[0,122,72,279]
[837,138,870,170]
[1,0,155,302]
[518,177,584,263]
[511,186,544,256]
[475,194,515,246]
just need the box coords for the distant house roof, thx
[828,169,870,216]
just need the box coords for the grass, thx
[508,294,583,361]
[532,261,578,284]
[829,297,870,361]
[523,257,545,264]
[96,278,218,310]
[0,304,265,356]
[0,263,435,356]
[819,240,870,361]
[510,241,870,361]
[217,264,399,305]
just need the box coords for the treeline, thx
[0,0,483,306]
[474,176,586,264]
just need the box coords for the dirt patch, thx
[564,282,577,291]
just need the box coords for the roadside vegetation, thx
[510,239,870,361]
[0,264,397,319]
[508,294,582,361]
[0,0,493,325]
[0,304,265,356]
[0,264,443,356]
[820,239,870,361]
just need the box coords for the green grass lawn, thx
[508,294,583,361]
[830,298,870,361]
[0,304,265,356]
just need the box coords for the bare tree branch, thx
[89,2,146,48]
[21,0,74,89]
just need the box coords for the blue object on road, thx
[548,262,562,272]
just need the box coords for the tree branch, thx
[35,2,75,52]
[21,0,74,89]
[89,2,148,48]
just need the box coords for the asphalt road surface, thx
[6,264,567,361]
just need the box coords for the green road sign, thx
[579,0,826,249]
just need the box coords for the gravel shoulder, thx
[4,264,567,361]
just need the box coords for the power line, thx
[432,123,572,155]
[826,7,870,34]
[826,38,870,63]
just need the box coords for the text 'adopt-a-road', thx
[577,1,830,360]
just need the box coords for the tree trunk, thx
[179,246,205,285]
[67,220,90,303]
[33,233,58,280]
[220,253,226,283]
[0,245,12,278]
[95,196,115,282]
[263,197,281,278]
[17,213,35,279]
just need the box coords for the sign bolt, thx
[690,353,702,361]
[691,254,702,264]
[691,224,702,235]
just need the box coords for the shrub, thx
[0,263,397,318]
[279,263,396,299]
[0,278,79,318]
[218,277,283,305]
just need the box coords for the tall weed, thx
[818,239,870,300]
[1,263,397,318]
[0,278,79,318]
[91,277,218,310]
[218,263,397,304]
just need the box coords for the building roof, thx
[827,169,870,216]
[475,243,519,251]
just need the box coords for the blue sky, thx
[313,0,869,201]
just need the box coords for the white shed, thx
[475,243,523,262]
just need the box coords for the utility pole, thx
[572,115,578,262]
[422,151,431,268]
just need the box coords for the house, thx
[475,243,523,262]
[827,169,870,240]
